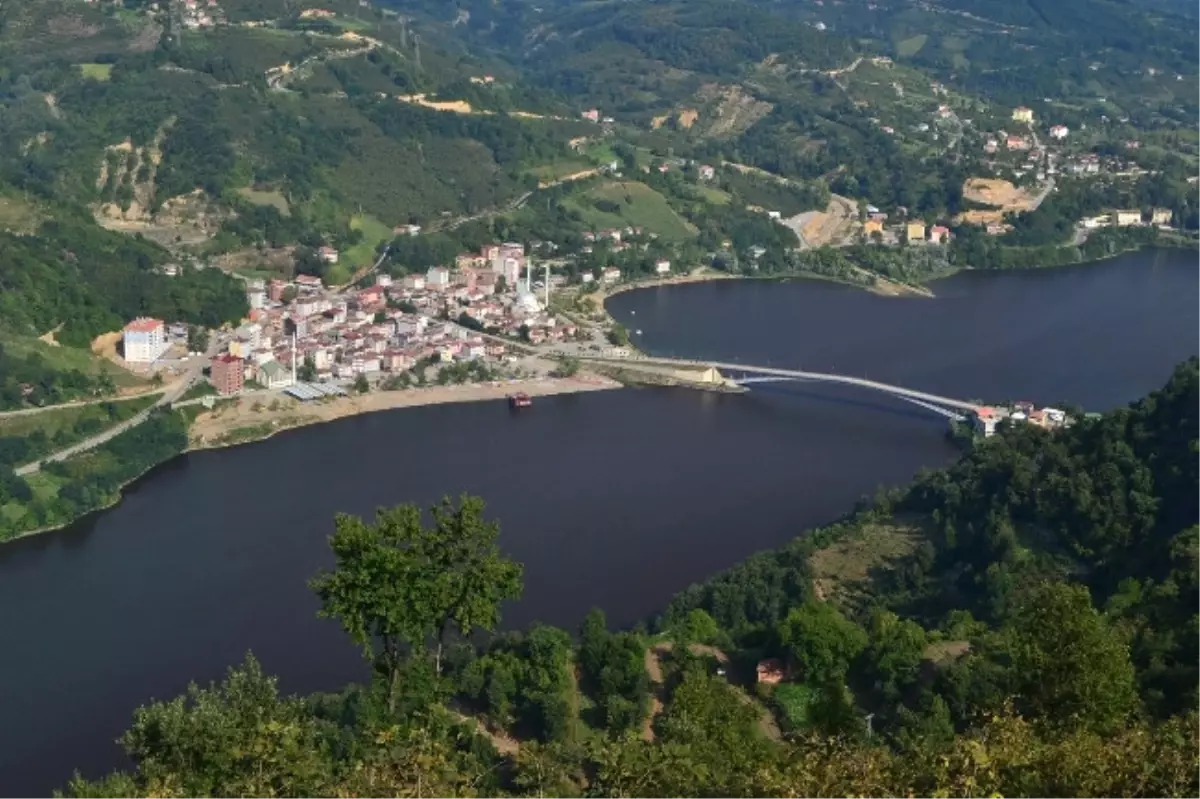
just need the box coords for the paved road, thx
[15,335,225,476]
[0,390,165,419]
[1028,176,1055,211]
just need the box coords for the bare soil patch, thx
[697,84,774,138]
[90,331,124,361]
[962,177,1039,212]
[955,208,1007,226]
[213,246,297,276]
[799,194,859,246]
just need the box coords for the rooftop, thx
[124,317,164,333]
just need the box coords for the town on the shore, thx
[122,240,626,402]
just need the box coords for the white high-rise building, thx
[122,317,168,363]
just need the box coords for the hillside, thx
[1,0,1194,408]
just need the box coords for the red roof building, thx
[210,354,244,396]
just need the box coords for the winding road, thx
[15,336,224,476]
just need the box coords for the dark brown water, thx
[0,249,1195,794]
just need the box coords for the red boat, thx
[508,392,532,409]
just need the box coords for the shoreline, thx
[2,376,621,544]
[187,375,622,453]
[594,239,1193,317]
[597,269,930,304]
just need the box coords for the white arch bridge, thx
[568,353,979,422]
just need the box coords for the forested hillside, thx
[65,360,1199,797]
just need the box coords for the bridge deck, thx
[570,354,980,413]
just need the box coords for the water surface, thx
[0,249,1195,794]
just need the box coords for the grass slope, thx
[0,394,157,462]
[237,187,290,216]
[344,213,393,273]
[77,62,113,80]
[0,332,147,389]
[566,180,696,240]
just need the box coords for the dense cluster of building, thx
[1080,207,1175,230]
[971,402,1072,437]
[861,207,953,246]
[180,0,224,28]
[206,242,592,395]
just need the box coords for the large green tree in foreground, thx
[309,495,523,709]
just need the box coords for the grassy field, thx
[565,181,696,240]
[78,62,113,80]
[771,683,815,730]
[895,33,928,57]
[584,142,618,165]
[808,520,924,613]
[527,158,595,182]
[237,187,290,216]
[0,193,41,234]
[694,186,732,205]
[0,395,157,463]
[343,214,393,275]
[0,332,147,389]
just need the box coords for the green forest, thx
[0,408,190,540]
[64,359,1198,797]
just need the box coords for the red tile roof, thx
[124,317,163,333]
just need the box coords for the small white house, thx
[654,260,671,275]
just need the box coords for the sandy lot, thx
[962,177,1038,212]
[955,208,1007,226]
[797,194,859,247]
[188,376,621,449]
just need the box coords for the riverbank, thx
[188,375,622,452]
[0,377,621,543]
[580,269,929,335]
[596,269,931,306]
[593,237,1196,325]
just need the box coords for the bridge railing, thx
[556,351,979,413]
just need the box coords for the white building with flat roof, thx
[123,317,168,363]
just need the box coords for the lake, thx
[0,249,1195,794]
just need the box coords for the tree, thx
[187,325,209,354]
[68,655,332,797]
[1006,581,1139,734]
[310,496,523,712]
[778,601,867,685]
[353,373,370,394]
[863,610,926,701]
[427,496,524,673]
[673,608,721,646]
[607,324,630,347]
[551,358,580,378]
[298,357,316,382]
